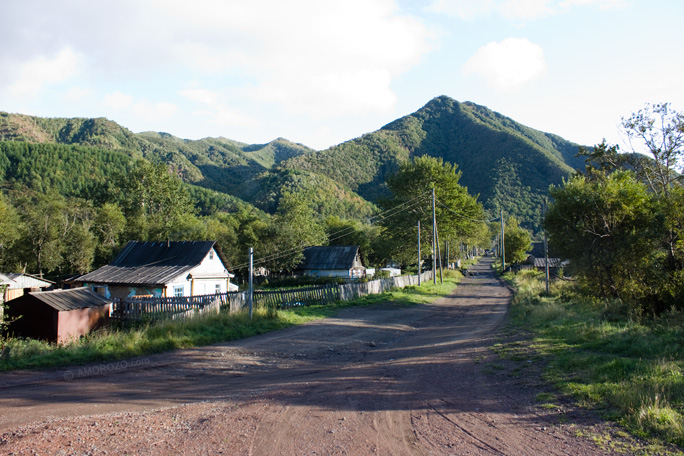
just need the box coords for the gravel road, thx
[0,258,617,455]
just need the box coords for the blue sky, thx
[1,0,682,151]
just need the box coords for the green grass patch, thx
[507,269,684,450]
[0,271,462,371]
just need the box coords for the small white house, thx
[76,241,235,299]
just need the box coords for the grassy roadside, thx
[0,270,462,372]
[501,269,684,454]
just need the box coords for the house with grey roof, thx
[295,245,366,279]
[75,241,236,299]
[4,287,112,343]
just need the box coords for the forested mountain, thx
[0,96,585,230]
[281,96,584,230]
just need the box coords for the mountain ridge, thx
[0,96,587,230]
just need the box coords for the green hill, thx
[0,96,587,230]
[281,96,584,230]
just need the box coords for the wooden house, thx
[75,241,235,299]
[295,246,366,279]
[4,287,112,343]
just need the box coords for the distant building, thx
[295,246,366,279]
[2,273,54,302]
[74,241,236,299]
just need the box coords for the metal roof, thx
[0,273,15,286]
[76,241,223,286]
[5,273,54,289]
[533,258,564,268]
[299,246,362,270]
[29,287,112,312]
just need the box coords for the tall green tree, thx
[0,194,21,270]
[503,217,532,264]
[545,171,660,304]
[15,193,68,277]
[118,160,196,242]
[378,155,485,266]
[255,191,326,272]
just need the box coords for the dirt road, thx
[0,258,614,455]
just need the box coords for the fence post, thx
[248,247,254,319]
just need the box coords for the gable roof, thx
[77,241,225,286]
[28,287,112,312]
[299,246,362,271]
[5,273,54,289]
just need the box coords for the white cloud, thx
[428,0,623,20]
[1,0,432,137]
[179,88,259,129]
[146,0,433,117]
[178,89,219,106]
[104,91,178,122]
[463,38,547,90]
[62,87,93,102]
[499,0,554,20]
[104,91,134,110]
[5,47,84,99]
[427,0,496,21]
[132,101,179,122]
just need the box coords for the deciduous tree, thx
[379,155,485,266]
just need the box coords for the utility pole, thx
[543,199,550,295]
[436,226,443,284]
[501,210,506,272]
[248,247,254,319]
[417,220,421,286]
[432,187,437,285]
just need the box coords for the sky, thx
[1,0,683,151]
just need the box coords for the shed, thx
[4,287,112,343]
[296,246,365,279]
[3,273,54,302]
[75,241,235,299]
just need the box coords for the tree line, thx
[0,154,497,283]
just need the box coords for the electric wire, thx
[435,198,500,223]
[231,190,432,270]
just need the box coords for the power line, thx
[435,198,499,223]
[231,190,432,270]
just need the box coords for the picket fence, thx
[112,270,433,323]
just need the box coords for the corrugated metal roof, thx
[77,241,220,286]
[533,258,564,268]
[30,287,112,312]
[0,273,15,285]
[299,246,362,270]
[5,273,53,289]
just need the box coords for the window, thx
[174,286,184,297]
[209,250,214,260]
[93,286,106,297]
[215,284,221,294]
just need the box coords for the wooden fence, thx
[253,284,339,308]
[111,270,434,323]
[112,293,225,323]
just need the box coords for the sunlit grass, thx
[506,270,684,449]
